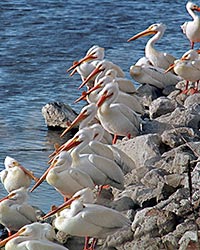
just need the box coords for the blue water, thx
[0,0,192,212]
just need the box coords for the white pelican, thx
[30,151,95,201]
[165,49,200,93]
[43,188,131,250]
[130,57,182,89]
[0,187,37,236]
[49,128,125,190]
[76,75,145,115]
[78,59,125,89]
[128,23,176,70]
[0,222,69,250]
[0,156,38,193]
[60,103,113,144]
[181,1,200,49]
[96,82,143,143]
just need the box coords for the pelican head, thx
[127,23,166,42]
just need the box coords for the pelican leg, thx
[84,236,90,250]
[112,134,118,144]
[189,80,199,95]
[181,80,189,94]
[89,238,98,250]
[190,41,194,49]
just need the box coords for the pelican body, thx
[0,156,38,193]
[0,222,68,250]
[0,187,37,235]
[181,1,200,48]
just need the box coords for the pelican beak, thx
[42,195,81,219]
[16,164,39,182]
[49,136,82,160]
[29,160,57,193]
[165,63,175,73]
[0,227,26,247]
[127,28,157,42]
[67,54,97,73]
[96,90,113,107]
[60,111,88,137]
[74,82,102,103]
[78,66,103,89]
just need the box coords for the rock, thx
[184,93,200,108]
[116,134,162,169]
[42,101,78,129]
[149,96,176,119]
[137,84,163,107]
[156,105,200,130]
[161,127,195,148]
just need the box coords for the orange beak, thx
[42,195,80,219]
[67,54,97,73]
[74,82,102,103]
[0,227,26,247]
[96,91,113,107]
[17,164,39,182]
[165,63,175,73]
[29,160,57,193]
[60,111,88,137]
[127,28,157,42]
[78,66,103,89]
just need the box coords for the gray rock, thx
[184,93,200,108]
[42,101,78,129]
[161,127,195,148]
[149,96,176,119]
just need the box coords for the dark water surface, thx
[0,0,191,212]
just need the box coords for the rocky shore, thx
[39,81,200,250]
[1,82,200,250]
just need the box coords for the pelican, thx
[0,156,38,193]
[0,187,37,236]
[30,150,95,201]
[76,75,145,115]
[96,82,143,143]
[78,59,125,89]
[128,23,176,70]
[130,57,182,89]
[0,222,69,250]
[181,1,200,49]
[60,103,113,144]
[43,188,131,250]
[165,49,200,93]
[49,127,125,190]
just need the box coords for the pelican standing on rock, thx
[0,222,69,250]
[0,156,38,193]
[165,49,200,93]
[96,82,143,143]
[0,187,37,236]
[127,23,176,70]
[43,188,131,250]
[181,1,200,49]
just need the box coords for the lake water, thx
[0,0,192,212]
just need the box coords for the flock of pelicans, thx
[1,1,200,250]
